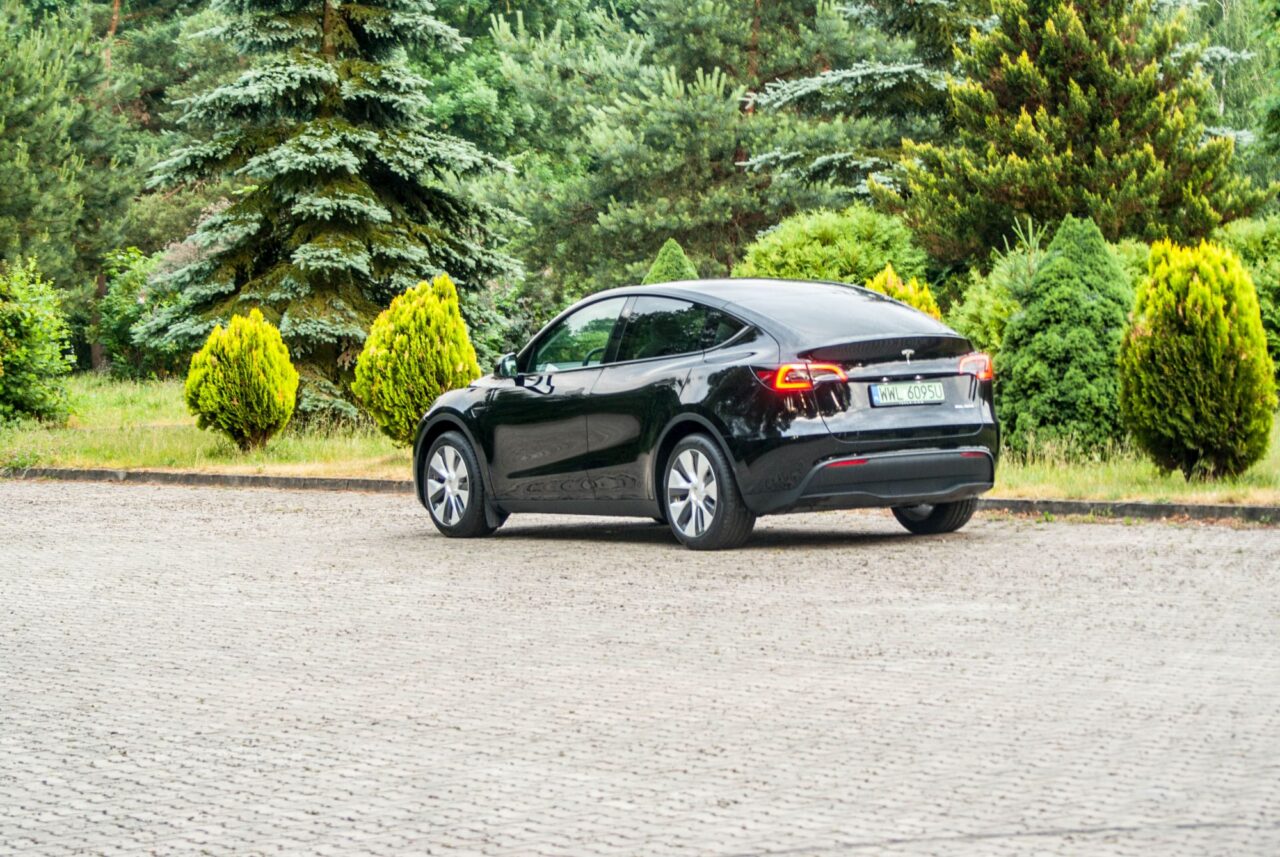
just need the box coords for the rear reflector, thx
[825,458,868,468]
[761,362,848,392]
[960,451,987,459]
[959,352,994,382]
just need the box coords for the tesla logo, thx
[901,349,915,363]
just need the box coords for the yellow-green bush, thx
[732,205,926,285]
[864,264,941,319]
[1119,241,1277,479]
[352,274,481,446]
[184,309,299,451]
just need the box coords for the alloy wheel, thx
[667,448,719,538]
[427,445,470,526]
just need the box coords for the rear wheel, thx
[663,435,755,550]
[424,432,498,538]
[892,498,978,535]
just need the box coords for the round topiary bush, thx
[864,264,941,319]
[997,216,1131,455]
[733,205,926,285]
[352,273,481,446]
[0,259,73,425]
[642,238,698,284]
[184,308,299,451]
[1119,240,1277,479]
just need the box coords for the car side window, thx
[703,309,746,349]
[615,297,709,363]
[528,297,628,373]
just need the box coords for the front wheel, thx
[891,498,978,535]
[424,432,499,538]
[663,435,755,550]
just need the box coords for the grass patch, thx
[4,376,1279,505]
[995,425,1280,506]
[0,374,410,479]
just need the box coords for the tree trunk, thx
[89,271,109,371]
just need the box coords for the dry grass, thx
[4,376,1279,505]
[0,375,410,480]
[995,427,1280,506]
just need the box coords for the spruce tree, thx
[139,0,510,420]
[879,0,1268,268]
[748,0,988,198]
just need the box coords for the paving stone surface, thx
[1,480,1278,856]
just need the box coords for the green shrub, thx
[352,274,482,447]
[1214,217,1280,386]
[947,274,1019,358]
[96,248,184,380]
[1111,239,1150,300]
[184,308,299,451]
[997,216,1131,454]
[733,205,926,286]
[864,264,941,319]
[1119,241,1277,479]
[0,260,73,424]
[947,220,1049,361]
[642,238,699,284]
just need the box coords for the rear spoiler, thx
[800,334,971,365]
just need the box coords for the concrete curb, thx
[4,466,1277,524]
[976,497,1278,524]
[1,467,414,495]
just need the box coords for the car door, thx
[481,296,628,505]
[586,296,730,504]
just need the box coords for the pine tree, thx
[748,0,988,199]
[879,0,1268,268]
[138,0,510,420]
[486,2,863,304]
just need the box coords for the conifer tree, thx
[749,0,988,198]
[879,0,1268,268]
[139,0,509,419]
[642,238,698,284]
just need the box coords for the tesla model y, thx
[413,279,998,549]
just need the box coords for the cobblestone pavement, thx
[2,480,1279,856]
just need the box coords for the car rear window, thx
[712,281,951,340]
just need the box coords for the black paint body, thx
[413,279,999,520]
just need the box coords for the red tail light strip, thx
[959,352,994,382]
[764,362,848,392]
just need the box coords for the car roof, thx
[592,278,958,345]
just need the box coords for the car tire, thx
[424,431,498,538]
[891,498,978,535]
[663,434,755,550]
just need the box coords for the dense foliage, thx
[733,206,926,285]
[137,0,509,422]
[642,239,699,285]
[880,0,1267,268]
[352,274,481,446]
[1120,241,1276,478]
[1214,216,1280,384]
[864,265,941,319]
[947,223,1050,360]
[0,260,73,424]
[184,309,299,450]
[997,217,1132,454]
[96,249,184,379]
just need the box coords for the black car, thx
[413,278,998,550]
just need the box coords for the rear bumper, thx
[742,446,995,515]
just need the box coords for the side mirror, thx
[495,352,518,379]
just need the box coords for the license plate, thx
[870,380,946,407]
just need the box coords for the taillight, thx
[759,362,847,391]
[958,352,994,382]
